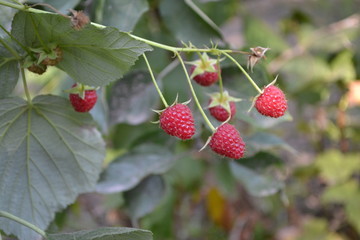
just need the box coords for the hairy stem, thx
[222,52,262,94]
[20,65,32,103]
[176,52,215,132]
[143,53,168,107]
[0,211,47,239]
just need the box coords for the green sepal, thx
[186,53,222,79]
[207,91,241,114]
[64,84,99,100]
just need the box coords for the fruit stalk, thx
[222,52,262,94]
[176,52,216,132]
[143,53,168,107]
[0,210,47,239]
[21,65,32,103]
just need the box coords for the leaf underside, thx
[0,95,105,240]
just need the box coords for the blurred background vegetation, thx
[2,0,360,239]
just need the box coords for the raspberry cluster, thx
[154,52,288,159]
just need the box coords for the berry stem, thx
[143,53,168,108]
[216,56,224,99]
[20,64,32,103]
[176,52,216,132]
[222,52,263,94]
[0,210,47,239]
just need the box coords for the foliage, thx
[0,0,360,240]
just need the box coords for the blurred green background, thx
[2,0,360,239]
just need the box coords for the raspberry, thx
[159,103,195,140]
[209,123,245,159]
[190,64,219,86]
[69,84,98,112]
[209,101,236,122]
[27,63,47,75]
[41,46,63,66]
[255,85,287,118]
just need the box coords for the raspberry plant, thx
[0,1,292,240]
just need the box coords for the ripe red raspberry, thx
[69,85,97,112]
[209,123,245,159]
[255,85,287,118]
[209,100,236,122]
[190,64,220,86]
[159,103,195,140]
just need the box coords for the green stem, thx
[143,53,168,107]
[0,37,20,59]
[176,52,215,132]
[216,56,224,99]
[21,65,32,103]
[222,52,262,94]
[0,211,47,239]
[0,0,25,10]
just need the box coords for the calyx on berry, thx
[31,43,63,66]
[186,53,221,81]
[208,91,241,122]
[65,83,99,99]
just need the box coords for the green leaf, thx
[109,71,160,126]
[99,0,149,32]
[124,175,166,220]
[96,144,176,194]
[229,161,284,197]
[0,44,19,99]
[0,95,105,240]
[11,11,152,86]
[48,227,153,240]
[322,180,359,204]
[159,0,222,46]
[315,150,360,183]
[238,151,283,171]
[246,132,295,154]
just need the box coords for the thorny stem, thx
[222,52,263,94]
[143,53,168,108]
[176,52,216,132]
[20,64,32,103]
[0,211,47,239]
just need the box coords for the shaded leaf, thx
[0,43,19,99]
[246,132,295,154]
[11,11,152,86]
[48,227,153,240]
[96,144,175,194]
[125,175,166,220]
[237,151,283,171]
[229,161,284,197]
[100,0,149,32]
[109,71,160,126]
[159,0,222,46]
[0,95,105,240]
